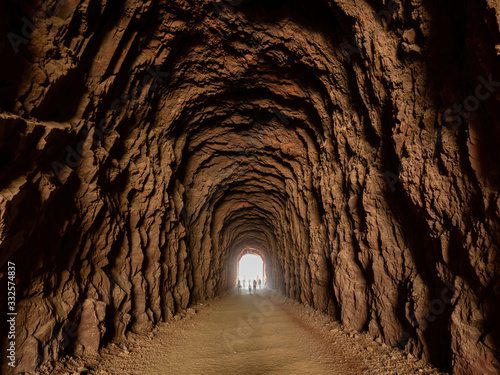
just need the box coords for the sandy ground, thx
[40,289,449,375]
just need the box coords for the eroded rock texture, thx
[0,0,499,374]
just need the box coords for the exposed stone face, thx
[0,1,499,374]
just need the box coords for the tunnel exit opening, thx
[237,253,264,288]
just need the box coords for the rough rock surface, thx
[37,292,448,375]
[0,0,499,374]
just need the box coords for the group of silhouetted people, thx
[237,279,262,294]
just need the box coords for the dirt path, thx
[143,289,355,375]
[41,289,448,375]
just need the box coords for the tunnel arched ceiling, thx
[0,0,499,374]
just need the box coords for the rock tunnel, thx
[0,0,499,374]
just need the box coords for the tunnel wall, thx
[0,0,499,374]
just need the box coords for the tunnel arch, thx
[236,247,267,286]
[1,0,499,373]
[227,244,282,291]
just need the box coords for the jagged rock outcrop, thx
[0,0,499,374]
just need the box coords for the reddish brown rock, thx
[74,299,107,355]
[0,0,499,374]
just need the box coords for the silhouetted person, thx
[237,280,241,294]
[253,280,257,292]
[243,279,246,288]
[248,283,252,293]
[258,279,261,289]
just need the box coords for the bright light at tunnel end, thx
[237,254,264,285]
